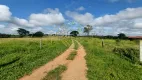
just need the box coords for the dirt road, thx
[19,40,88,80]
[61,41,88,80]
[19,41,74,80]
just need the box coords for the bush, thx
[33,31,44,37]
[113,47,139,63]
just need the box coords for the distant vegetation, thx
[84,25,93,36]
[17,28,29,37]
[70,31,79,37]
[32,31,44,37]
[0,33,13,38]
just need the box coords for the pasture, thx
[0,37,142,80]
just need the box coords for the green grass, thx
[0,53,21,67]
[113,47,139,64]
[78,38,142,80]
[66,51,77,60]
[74,40,78,50]
[0,37,71,80]
[42,65,67,80]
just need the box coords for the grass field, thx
[1,37,142,80]
[78,38,142,80]
[0,37,71,80]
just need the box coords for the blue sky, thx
[0,0,142,36]
[1,0,142,18]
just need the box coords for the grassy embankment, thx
[79,38,142,80]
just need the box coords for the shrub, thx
[113,47,139,63]
[33,31,44,37]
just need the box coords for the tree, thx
[0,33,11,38]
[17,28,29,37]
[118,33,126,39]
[70,31,79,37]
[84,25,93,36]
[33,31,44,37]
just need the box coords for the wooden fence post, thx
[40,38,42,49]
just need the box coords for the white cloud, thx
[0,24,5,28]
[0,5,65,34]
[0,5,65,27]
[0,4,142,36]
[44,8,60,14]
[29,12,65,26]
[9,8,65,28]
[76,6,85,11]
[11,17,35,27]
[27,8,65,27]
[134,23,142,28]
[66,7,142,36]
[11,8,65,27]
[28,27,43,33]
[66,7,142,27]
[0,5,12,21]
[132,18,142,28]
[91,7,142,26]
[47,30,56,34]
[66,11,94,25]
[0,24,19,34]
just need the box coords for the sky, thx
[0,0,142,36]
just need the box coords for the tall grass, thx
[0,37,71,80]
[79,38,142,80]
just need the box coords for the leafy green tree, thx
[70,31,79,37]
[17,28,29,37]
[84,25,93,36]
[118,33,126,39]
[33,31,44,37]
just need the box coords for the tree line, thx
[0,28,44,38]
[70,25,127,40]
[0,25,128,39]
[17,28,44,37]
